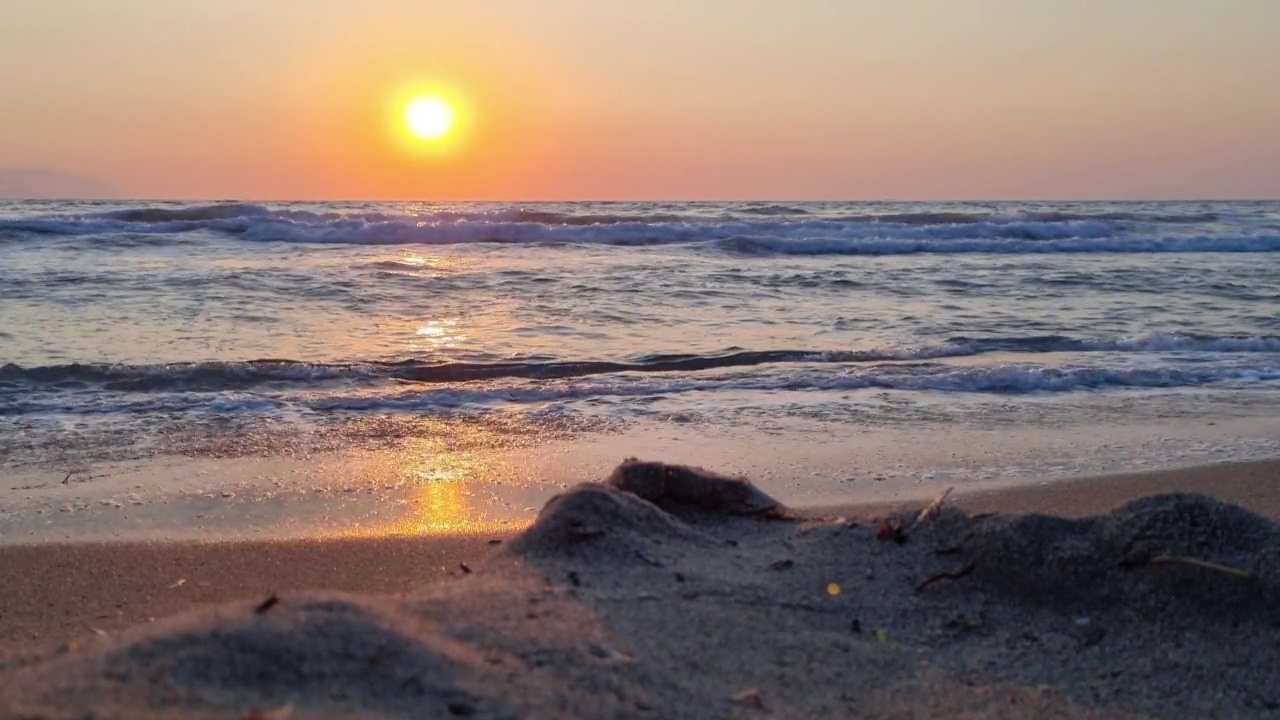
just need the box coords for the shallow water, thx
[2,200,1279,539]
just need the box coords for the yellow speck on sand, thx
[826,582,841,596]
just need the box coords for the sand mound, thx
[951,493,1280,616]
[504,459,792,566]
[502,482,714,565]
[605,458,789,518]
[1,593,516,719]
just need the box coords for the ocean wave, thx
[946,333,1280,354]
[301,362,1280,412]
[0,211,1116,242]
[3,334,1277,394]
[7,361,1275,419]
[832,210,1221,225]
[2,202,1263,254]
[5,356,1279,423]
[713,234,1280,255]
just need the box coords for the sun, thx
[404,95,457,142]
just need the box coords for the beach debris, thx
[567,571,581,587]
[674,571,686,582]
[62,471,73,484]
[243,705,292,720]
[168,578,186,589]
[729,687,765,709]
[915,561,977,592]
[826,582,841,596]
[254,594,280,615]
[589,642,635,663]
[1147,554,1253,579]
[458,562,472,574]
[607,458,790,518]
[912,486,954,527]
[487,538,502,545]
[87,626,108,637]
[874,629,890,644]
[768,558,794,570]
[876,520,906,543]
[850,618,862,634]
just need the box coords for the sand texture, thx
[2,460,1279,718]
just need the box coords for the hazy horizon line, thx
[4,196,1279,204]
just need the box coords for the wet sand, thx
[1,459,1278,718]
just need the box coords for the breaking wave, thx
[4,361,1278,419]
[1,202,1271,255]
[309,362,1280,413]
[3,333,1278,396]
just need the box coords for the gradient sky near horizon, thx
[2,0,1278,200]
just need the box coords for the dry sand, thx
[1,459,1278,718]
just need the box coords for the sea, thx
[2,200,1279,540]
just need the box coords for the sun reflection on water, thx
[399,254,433,267]
[367,434,540,538]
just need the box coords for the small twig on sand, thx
[914,486,954,526]
[254,594,281,614]
[62,471,73,485]
[1148,555,1253,580]
[730,687,765,709]
[915,562,977,592]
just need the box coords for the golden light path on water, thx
[385,446,523,537]
[317,424,571,541]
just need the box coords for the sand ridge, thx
[2,460,1278,718]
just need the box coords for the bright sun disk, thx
[404,95,457,141]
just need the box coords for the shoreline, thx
[2,458,1276,652]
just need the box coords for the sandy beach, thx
[2,458,1277,718]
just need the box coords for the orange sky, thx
[2,0,1278,200]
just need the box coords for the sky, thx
[2,0,1278,200]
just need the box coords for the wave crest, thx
[0,202,1266,255]
[3,333,1277,395]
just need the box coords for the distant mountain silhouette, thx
[0,168,120,199]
